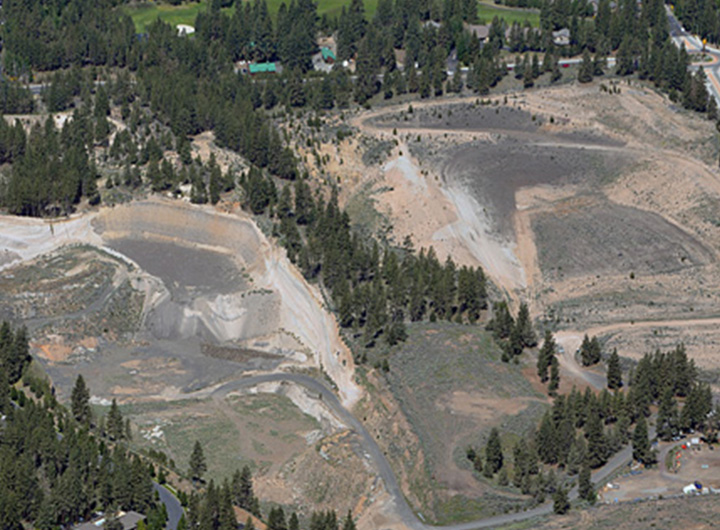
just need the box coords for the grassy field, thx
[477,0,540,27]
[126,394,319,482]
[121,2,231,33]
[122,0,378,33]
[381,322,548,523]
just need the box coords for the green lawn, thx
[121,2,221,33]
[264,0,378,19]
[477,0,540,27]
[122,0,378,33]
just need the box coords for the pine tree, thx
[537,330,556,383]
[267,507,287,530]
[71,374,92,427]
[497,467,509,486]
[486,301,514,340]
[515,302,537,347]
[632,414,655,465]
[549,357,560,395]
[566,434,586,475]
[189,441,207,483]
[485,427,504,475]
[578,48,594,83]
[585,406,607,468]
[580,334,601,366]
[657,387,679,441]
[107,398,124,440]
[578,459,596,503]
[607,349,623,389]
[341,510,356,530]
[553,486,570,514]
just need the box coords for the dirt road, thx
[179,370,643,530]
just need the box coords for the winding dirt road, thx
[177,367,640,530]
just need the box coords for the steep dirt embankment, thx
[377,148,527,298]
[0,211,103,269]
[0,199,362,407]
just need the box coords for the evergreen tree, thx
[71,374,92,427]
[566,435,586,475]
[267,507,287,530]
[657,387,679,441]
[189,441,207,483]
[632,414,655,465]
[107,398,124,441]
[549,357,560,395]
[485,427,504,475]
[607,349,623,390]
[578,48,594,83]
[578,459,596,503]
[585,406,607,468]
[537,330,556,383]
[553,486,570,514]
[515,302,537,348]
[580,335,602,366]
[487,301,514,340]
[342,510,356,530]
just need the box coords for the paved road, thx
[667,6,720,105]
[192,371,643,530]
[154,483,184,530]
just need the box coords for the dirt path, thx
[564,316,720,339]
[554,332,607,390]
[555,316,720,390]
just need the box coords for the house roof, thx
[249,62,276,73]
[75,512,145,530]
[321,47,336,61]
[464,23,490,39]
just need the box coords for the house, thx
[423,20,441,30]
[76,512,145,530]
[552,28,570,46]
[464,23,491,43]
[248,62,277,74]
[321,47,336,64]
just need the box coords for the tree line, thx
[0,338,164,529]
[465,341,718,514]
[272,184,488,353]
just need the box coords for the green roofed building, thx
[249,62,276,74]
[321,47,336,63]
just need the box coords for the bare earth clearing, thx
[0,198,370,514]
[4,79,720,528]
[349,84,720,375]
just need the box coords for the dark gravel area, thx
[533,198,714,279]
[107,238,246,299]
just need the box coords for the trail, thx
[561,317,720,341]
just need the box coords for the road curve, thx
[154,482,184,530]
[189,371,639,530]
